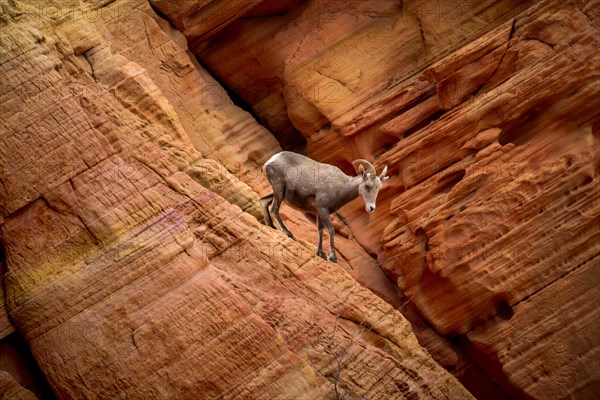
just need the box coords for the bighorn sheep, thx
[260,151,388,263]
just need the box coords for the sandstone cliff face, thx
[0,0,473,399]
[161,0,599,398]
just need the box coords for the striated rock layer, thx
[0,0,473,399]
[172,0,600,398]
[0,371,37,400]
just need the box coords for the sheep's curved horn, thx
[379,165,388,180]
[352,159,376,175]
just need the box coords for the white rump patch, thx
[265,152,281,167]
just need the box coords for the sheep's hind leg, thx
[259,193,276,228]
[270,193,294,239]
[317,208,337,263]
[316,215,327,260]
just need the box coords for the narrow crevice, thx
[455,334,534,400]
[436,169,465,194]
[149,1,307,150]
[202,58,307,150]
[0,333,58,399]
[415,15,427,53]
[415,227,429,252]
[0,242,57,399]
[146,1,172,25]
[131,328,139,350]
[407,310,514,400]
[472,17,517,98]
[75,214,100,244]
[401,109,446,139]
[203,60,262,120]
[0,240,5,266]
[147,1,265,127]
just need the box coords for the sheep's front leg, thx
[316,215,327,260]
[317,208,337,263]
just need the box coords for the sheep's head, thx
[353,159,389,214]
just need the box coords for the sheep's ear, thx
[379,166,389,181]
[359,165,368,180]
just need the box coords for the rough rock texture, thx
[0,282,15,340]
[0,371,37,400]
[168,0,600,398]
[0,0,473,399]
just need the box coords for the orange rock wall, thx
[0,0,474,399]
[181,0,600,398]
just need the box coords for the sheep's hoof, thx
[317,251,327,260]
[328,255,337,263]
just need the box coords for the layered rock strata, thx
[0,0,474,399]
[167,0,600,398]
[0,371,37,400]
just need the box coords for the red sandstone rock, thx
[0,371,37,400]
[0,283,15,340]
[149,0,267,45]
[0,1,473,399]
[182,0,600,398]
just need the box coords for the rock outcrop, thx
[0,371,37,400]
[160,0,599,398]
[0,0,474,399]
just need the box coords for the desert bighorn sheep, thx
[260,151,388,263]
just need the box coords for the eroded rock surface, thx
[0,371,37,400]
[0,0,473,399]
[169,0,600,398]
